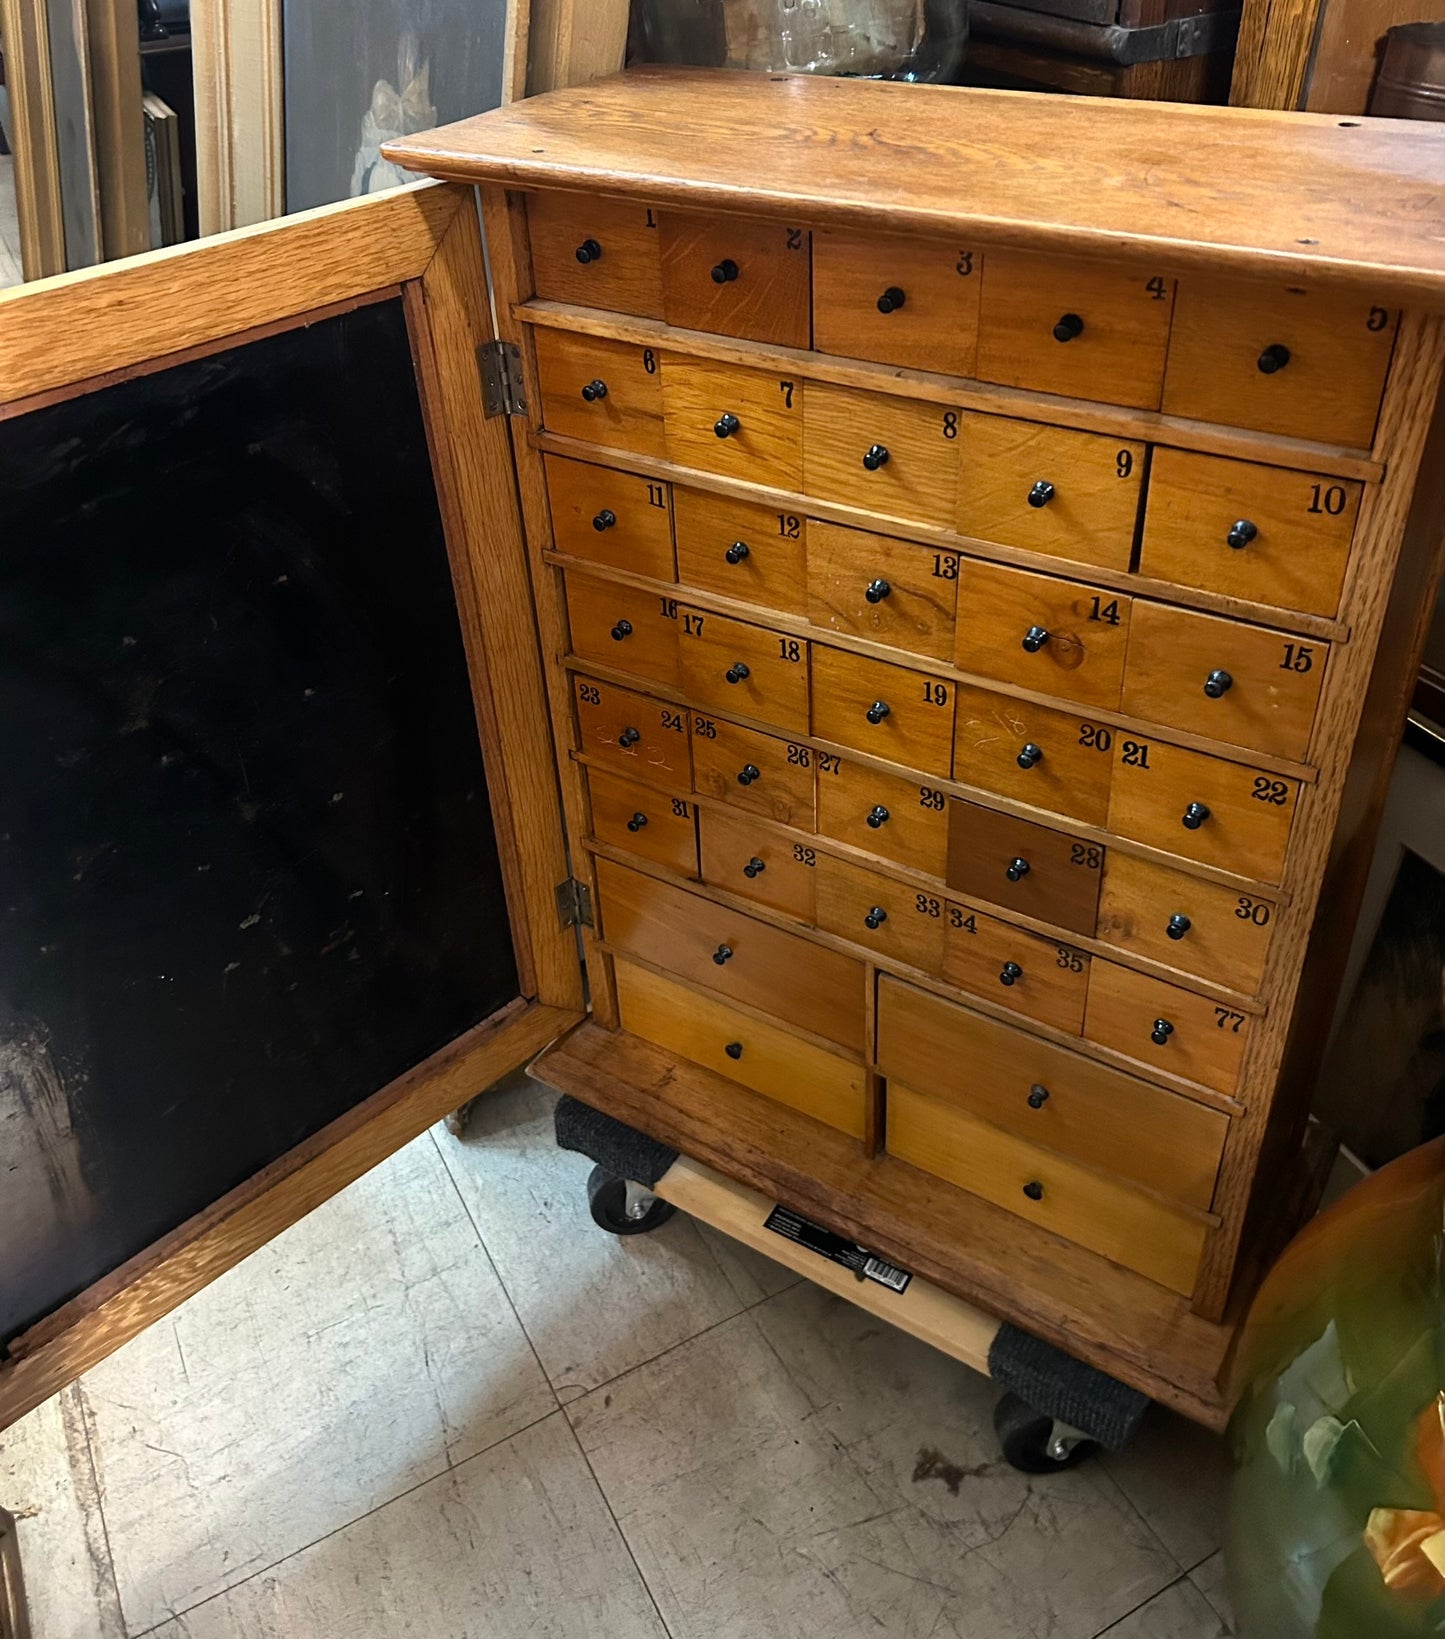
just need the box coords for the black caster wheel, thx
[586,1164,677,1236]
[993,1392,1098,1473]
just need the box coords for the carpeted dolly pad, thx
[988,1323,1150,1449]
[554,1094,679,1188]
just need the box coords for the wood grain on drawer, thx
[588,768,699,877]
[811,646,956,778]
[678,606,809,734]
[802,383,961,530]
[573,675,692,791]
[534,329,665,458]
[806,519,958,661]
[545,456,676,581]
[952,684,1114,828]
[942,903,1090,1035]
[691,713,815,828]
[662,355,804,489]
[947,799,1104,937]
[527,192,664,318]
[1083,961,1251,1096]
[815,759,951,878]
[673,488,808,616]
[565,572,680,685]
[659,211,811,348]
[698,804,818,922]
[814,854,948,973]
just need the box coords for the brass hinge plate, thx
[555,877,593,929]
[478,339,528,418]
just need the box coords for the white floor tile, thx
[1102,1577,1232,1638]
[1099,1408,1230,1568]
[1187,1549,1235,1634]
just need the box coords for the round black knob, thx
[711,259,739,284]
[1021,625,1050,654]
[1151,1018,1175,1046]
[1203,669,1234,699]
[864,906,888,930]
[1006,857,1031,883]
[1257,343,1291,375]
[999,961,1023,987]
[865,700,891,725]
[1017,743,1044,770]
[724,540,750,565]
[592,509,617,532]
[581,379,608,402]
[618,726,641,747]
[865,804,890,829]
[1027,480,1056,509]
[736,763,761,786]
[1166,913,1192,941]
[725,662,750,684]
[1022,1181,1045,1202]
[575,238,602,264]
[1027,1085,1050,1110]
[1053,312,1084,343]
[724,1040,743,1060]
[1227,519,1259,550]
[864,578,892,604]
[862,444,890,471]
[743,856,766,879]
[714,413,741,439]
[626,812,648,833]
[712,944,734,966]
[876,286,906,314]
[610,620,633,641]
[1182,801,1211,831]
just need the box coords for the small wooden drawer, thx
[545,456,676,581]
[814,855,948,973]
[588,768,699,876]
[662,356,803,489]
[802,383,961,530]
[572,675,692,792]
[947,799,1104,937]
[1137,449,1362,620]
[691,714,816,829]
[811,229,982,377]
[886,1084,1206,1295]
[659,211,811,348]
[952,684,1115,829]
[1162,278,1399,448]
[815,759,951,879]
[876,976,1227,1210]
[1122,603,1327,762]
[811,646,956,779]
[1106,735,1299,883]
[957,417,1145,574]
[595,857,866,1050]
[565,572,680,686]
[533,329,666,458]
[1084,961,1251,1096]
[677,606,810,734]
[527,192,663,319]
[673,488,808,616]
[943,904,1090,1035]
[806,520,958,661]
[1096,853,1276,995]
[698,805,818,922]
[955,559,1131,712]
[975,250,1176,412]
[615,959,866,1139]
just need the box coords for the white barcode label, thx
[863,1256,911,1293]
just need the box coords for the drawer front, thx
[811,229,981,377]
[1096,853,1276,994]
[1083,961,1251,1096]
[805,520,958,662]
[952,684,1114,828]
[887,1084,1206,1295]
[534,329,666,458]
[947,799,1104,937]
[698,805,818,922]
[588,769,699,876]
[811,646,956,779]
[1107,735,1298,883]
[662,356,803,489]
[815,759,951,878]
[1122,603,1327,762]
[615,959,866,1139]
[691,714,815,828]
[802,383,961,530]
[678,607,810,734]
[659,212,811,348]
[1138,449,1362,620]
[957,417,1145,575]
[595,857,865,1049]
[573,675,692,791]
[566,573,680,685]
[1162,279,1399,448]
[527,192,663,319]
[942,905,1090,1035]
[673,488,808,616]
[814,855,948,973]
[876,976,1227,1210]
[955,559,1130,712]
[975,251,1175,412]
[545,456,676,581]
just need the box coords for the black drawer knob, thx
[1166,913,1192,940]
[1027,1084,1050,1110]
[1027,480,1056,509]
[1257,343,1291,375]
[610,619,633,641]
[712,943,734,965]
[1023,1180,1045,1201]
[725,662,751,684]
[862,444,890,471]
[1182,801,1211,831]
[1227,519,1258,550]
[592,509,617,532]
[1052,312,1084,343]
[724,1040,744,1060]
[864,578,892,604]
[999,961,1023,987]
[714,412,741,439]
[711,258,739,285]
[1021,625,1050,654]
[876,286,907,314]
[1017,742,1044,770]
[743,856,766,879]
[1151,1017,1175,1046]
[626,812,648,833]
[865,804,890,829]
[724,540,750,565]
[581,379,608,402]
[864,905,888,930]
[865,700,891,725]
[1203,668,1234,699]
[618,726,641,747]
[737,763,761,786]
[575,238,602,264]
[1006,856,1031,882]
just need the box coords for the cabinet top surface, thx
[383,67,1445,297]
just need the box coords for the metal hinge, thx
[478,339,528,418]
[555,877,593,929]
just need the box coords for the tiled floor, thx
[1,152,23,287]
[0,1073,1236,1638]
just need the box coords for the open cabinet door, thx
[0,181,585,1431]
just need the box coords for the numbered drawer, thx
[947,799,1104,937]
[975,251,1176,412]
[677,607,810,734]
[698,805,818,922]
[1162,278,1399,448]
[662,356,803,489]
[957,417,1145,575]
[691,715,815,829]
[659,211,811,348]
[1107,736,1299,884]
[953,685,1114,829]
[1138,449,1362,620]
[811,229,982,377]
[588,769,699,877]
[615,959,867,1140]
[545,456,675,580]
[1095,853,1276,995]
[943,904,1090,1036]
[527,192,664,318]
[802,383,961,530]
[878,978,1226,1210]
[572,675,692,791]
[533,330,665,458]
[595,857,866,1050]
[673,488,808,616]
[806,520,958,661]
[1083,962,1251,1096]
[565,573,680,686]
[955,559,1131,712]
[815,759,951,879]
[1122,604,1327,762]
[814,855,947,973]
[811,646,956,779]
